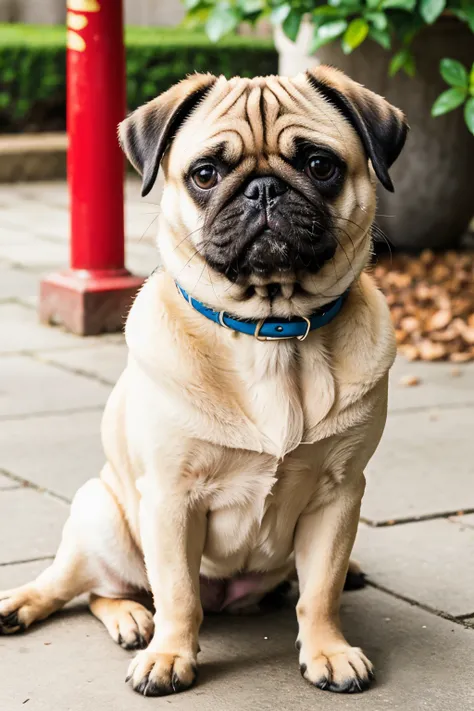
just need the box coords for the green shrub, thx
[0,24,277,133]
[186,1,474,135]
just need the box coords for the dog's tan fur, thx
[0,67,407,696]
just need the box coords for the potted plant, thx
[183,0,474,250]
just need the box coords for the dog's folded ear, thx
[119,73,217,197]
[306,66,408,192]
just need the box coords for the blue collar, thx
[176,283,349,341]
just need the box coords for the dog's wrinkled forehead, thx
[170,74,358,170]
[119,67,408,196]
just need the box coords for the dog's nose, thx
[243,176,288,204]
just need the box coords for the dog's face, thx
[120,68,407,318]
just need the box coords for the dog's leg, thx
[294,474,374,694]
[126,489,206,697]
[89,595,154,650]
[0,478,148,636]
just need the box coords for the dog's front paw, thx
[299,643,374,693]
[126,649,197,696]
[0,586,49,634]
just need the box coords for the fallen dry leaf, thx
[430,327,459,342]
[462,329,474,346]
[425,309,451,332]
[431,264,451,283]
[399,374,420,387]
[398,344,419,361]
[395,329,407,344]
[449,352,473,363]
[374,250,474,363]
[400,316,420,333]
[418,340,446,361]
[420,249,435,265]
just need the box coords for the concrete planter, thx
[0,133,67,183]
[275,20,474,250]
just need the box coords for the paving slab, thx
[0,472,20,489]
[389,358,474,413]
[0,410,104,500]
[362,405,474,524]
[0,208,69,242]
[355,519,474,617]
[0,301,123,353]
[0,488,68,564]
[0,227,42,246]
[0,181,70,209]
[0,239,68,269]
[126,242,158,277]
[0,587,473,710]
[0,560,52,590]
[41,342,127,386]
[0,356,110,419]
[0,265,39,304]
[450,513,474,529]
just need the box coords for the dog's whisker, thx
[137,214,160,243]
[171,226,206,254]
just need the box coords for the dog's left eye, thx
[305,154,337,182]
[192,165,219,190]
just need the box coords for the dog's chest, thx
[232,338,335,458]
[199,342,343,576]
[243,346,303,456]
[200,439,337,578]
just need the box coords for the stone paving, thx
[1,180,474,710]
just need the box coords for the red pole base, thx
[39,270,144,336]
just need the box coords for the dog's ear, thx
[306,66,408,192]
[119,73,217,197]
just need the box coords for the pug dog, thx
[0,67,407,697]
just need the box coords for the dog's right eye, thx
[306,154,337,182]
[192,165,219,190]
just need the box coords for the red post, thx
[39,0,143,335]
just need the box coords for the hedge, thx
[0,24,277,133]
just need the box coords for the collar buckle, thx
[218,311,232,330]
[254,317,311,342]
[297,316,311,341]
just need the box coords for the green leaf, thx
[205,6,241,42]
[440,59,468,88]
[328,0,360,7]
[464,96,474,135]
[431,87,468,117]
[469,62,474,93]
[3,67,15,82]
[312,5,343,17]
[270,3,291,25]
[309,19,348,52]
[369,26,391,49]
[389,47,415,77]
[342,18,369,54]
[366,11,388,30]
[183,0,202,9]
[420,0,446,24]
[381,0,416,10]
[462,4,474,32]
[282,9,302,41]
[239,0,265,14]
[366,0,381,8]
